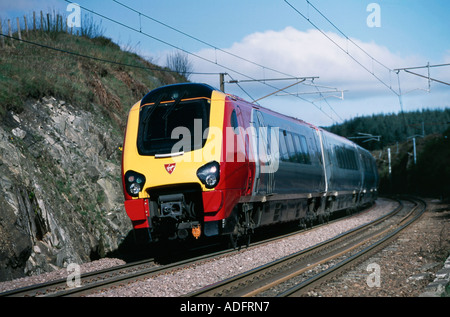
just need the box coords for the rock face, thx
[0,97,132,281]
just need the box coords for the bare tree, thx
[166,50,193,80]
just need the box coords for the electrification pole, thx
[220,73,226,92]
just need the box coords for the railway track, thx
[0,257,160,297]
[188,197,426,297]
[1,198,409,297]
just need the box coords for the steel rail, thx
[0,200,386,297]
[187,198,403,297]
[57,203,378,297]
[278,197,426,297]
[0,257,157,297]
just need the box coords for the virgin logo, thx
[164,163,176,174]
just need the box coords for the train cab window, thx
[137,98,211,156]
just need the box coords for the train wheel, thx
[228,229,251,250]
[229,233,239,249]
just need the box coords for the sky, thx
[1,0,449,127]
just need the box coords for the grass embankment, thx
[0,16,185,128]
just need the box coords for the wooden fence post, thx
[40,11,44,32]
[8,19,14,47]
[16,17,22,41]
[0,20,4,48]
[24,16,29,37]
[8,19,12,37]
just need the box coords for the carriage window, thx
[279,130,289,161]
[292,134,311,164]
[336,146,358,170]
[285,133,296,161]
[267,125,276,157]
[299,135,311,164]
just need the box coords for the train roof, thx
[224,91,320,130]
[141,83,370,153]
[224,89,371,153]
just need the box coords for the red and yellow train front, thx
[121,83,250,241]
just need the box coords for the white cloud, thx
[134,27,450,126]
[192,27,423,94]
[187,27,446,126]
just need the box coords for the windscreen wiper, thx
[141,93,166,126]
[162,91,187,136]
[162,91,187,120]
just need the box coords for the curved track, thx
[188,197,426,297]
[1,198,415,297]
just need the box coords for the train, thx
[121,83,378,245]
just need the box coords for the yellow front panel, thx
[123,90,226,198]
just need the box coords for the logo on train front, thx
[164,163,176,174]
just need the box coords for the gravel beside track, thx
[305,199,450,297]
[90,198,397,297]
[0,258,126,293]
[2,198,447,297]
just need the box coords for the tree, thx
[166,51,193,80]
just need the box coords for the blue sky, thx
[1,0,449,126]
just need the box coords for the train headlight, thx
[129,183,141,195]
[197,161,220,189]
[124,170,146,197]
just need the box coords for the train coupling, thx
[159,194,184,218]
[157,193,202,239]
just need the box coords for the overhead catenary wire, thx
[253,79,306,103]
[226,73,259,104]
[112,0,342,123]
[395,63,450,87]
[305,0,393,73]
[0,33,218,76]
[111,0,302,81]
[64,0,340,123]
[394,63,450,71]
[2,18,336,122]
[284,0,400,97]
[63,0,291,87]
[63,0,240,77]
[403,70,450,87]
[311,84,345,122]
